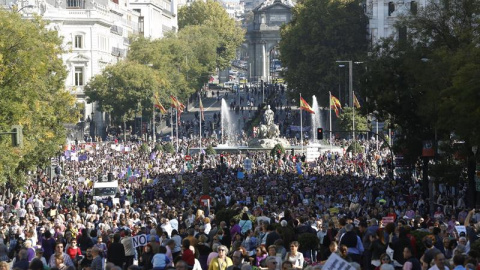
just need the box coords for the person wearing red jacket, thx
[181,239,195,268]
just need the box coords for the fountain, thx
[249,104,290,148]
[311,95,322,143]
[220,98,236,145]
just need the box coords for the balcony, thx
[66,0,85,8]
[110,25,124,35]
[111,47,126,57]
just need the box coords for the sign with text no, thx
[132,234,147,248]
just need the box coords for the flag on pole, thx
[177,110,182,126]
[353,93,361,109]
[199,96,205,121]
[330,95,342,109]
[154,94,167,114]
[299,97,315,114]
[330,94,341,118]
[170,95,185,111]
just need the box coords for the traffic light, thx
[317,128,323,140]
[11,125,23,148]
[220,154,224,164]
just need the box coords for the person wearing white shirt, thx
[428,253,449,270]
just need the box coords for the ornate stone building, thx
[365,0,424,45]
[3,0,177,140]
[246,0,292,82]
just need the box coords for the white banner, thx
[132,234,148,248]
[323,253,355,270]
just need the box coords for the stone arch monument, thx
[246,0,293,83]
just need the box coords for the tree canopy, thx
[362,0,480,162]
[0,11,76,187]
[338,107,368,134]
[279,0,368,105]
[84,61,167,123]
[87,2,244,124]
[178,0,245,70]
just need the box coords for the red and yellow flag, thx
[153,94,167,114]
[199,96,205,121]
[170,95,185,111]
[353,93,361,109]
[299,97,315,114]
[330,95,342,110]
[330,94,341,118]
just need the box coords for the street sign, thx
[185,155,192,161]
[199,195,211,207]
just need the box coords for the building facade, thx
[3,0,177,141]
[246,0,292,83]
[366,0,425,45]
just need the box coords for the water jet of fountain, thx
[311,95,322,144]
[221,98,235,145]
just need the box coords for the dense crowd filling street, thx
[0,136,475,270]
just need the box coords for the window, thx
[398,26,407,42]
[66,0,85,8]
[388,2,395,16]
[410,1,417,14]
[139,16,144,35]
[74,35,83,49]
[98,35,108,52]
[75,67,84,86]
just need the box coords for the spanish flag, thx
[330,94,341,118]
[332,106,340,118]
[153,94,167,114]
[330,95,342,110]
[199,96,205,121]
[353,93,361,109]
[300,97,315,114]
[170,95,185,111]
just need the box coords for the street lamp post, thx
[336,60,353,139]
[336,61,353,107]
[338,64,345,105]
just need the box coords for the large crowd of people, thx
[0,135,475,270]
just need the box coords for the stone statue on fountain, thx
[258,105,280,139]
[248,104,289,148]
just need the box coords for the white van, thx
[92,180,120,205]
[223,82,236,89]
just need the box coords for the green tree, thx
[338,107,368,134]
[177,25,219,90]
[346,141,363,154]
[163,142,175,154]
[0,11,76,187]
[178,0,245,70]
[84,61,167,126]
[271,143,285,158]
[127,36,193,101]
[205,145,217,155]
[363,0,480,163]
[279,0,368,105]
